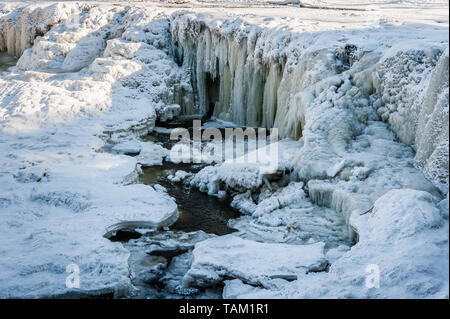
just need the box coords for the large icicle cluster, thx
[170,11,286,129]
[174,12,448,298]
[171,12,449,192]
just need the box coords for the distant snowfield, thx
[0,1,448,298]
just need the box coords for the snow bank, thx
[317,189,449,298]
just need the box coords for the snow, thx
[0,3,185,297]
[0,0,448,298]
[228,181,352,247]
[183,235,328,287]
[221,189,448,299]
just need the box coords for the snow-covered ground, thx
[0,1,448,298]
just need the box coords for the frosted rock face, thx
[415,48,449,194]
[171,13,448,194]
[183,235,327,288]
[0,3,78,57]
[222,189,448,299]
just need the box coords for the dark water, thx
[0,52,17,73]
[139,162,240,236]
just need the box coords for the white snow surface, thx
[183,235,327,287]
[0,1,448,298]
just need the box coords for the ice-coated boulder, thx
[183,235,328,288]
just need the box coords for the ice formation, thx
[171,6,449,298]
[184,235,327,288]
[0,3,187,297]
[170,12,448,192]
[0,1,448,298]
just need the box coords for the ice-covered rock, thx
[229,182,351,246]
[136,142,169,166]
[111,138,142,155]
[190,138,301,194]
[167,170,192,183]
[183,235,327,288]
[227,189,448,299]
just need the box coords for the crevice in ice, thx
[205,72,219,119]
